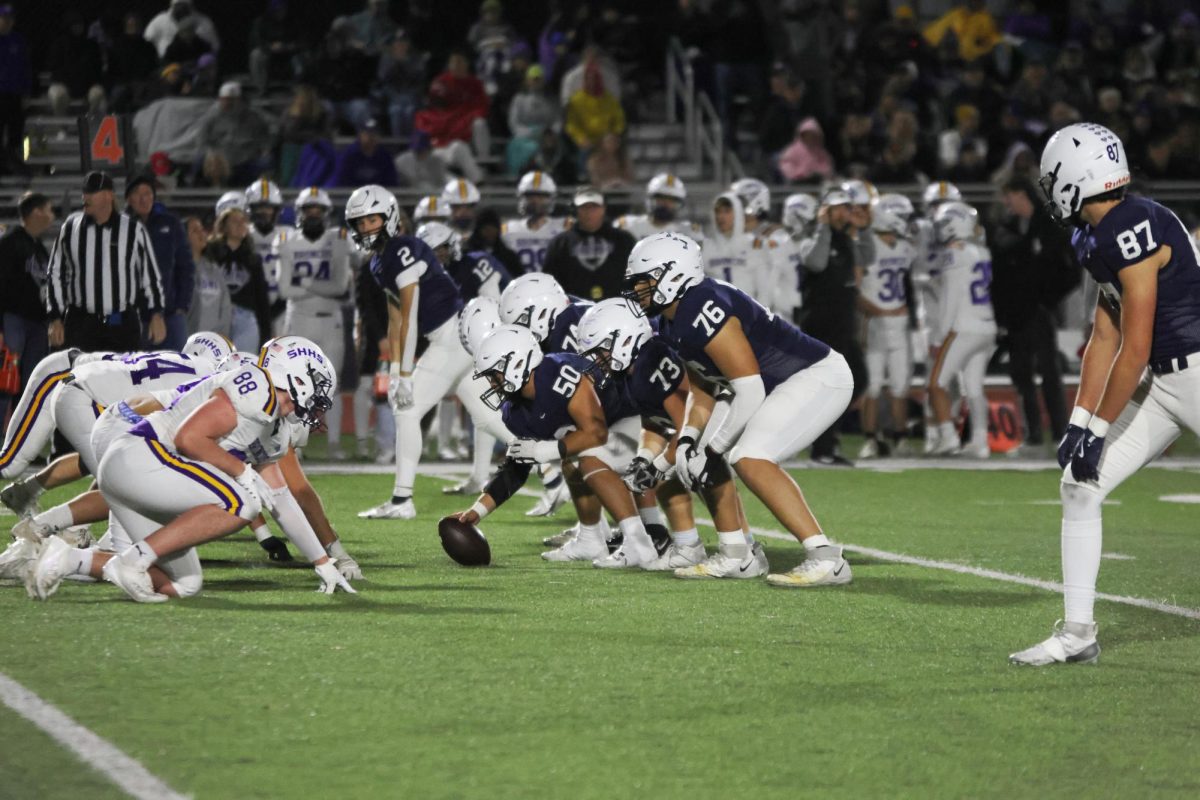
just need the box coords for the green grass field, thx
[2,460,1200,799]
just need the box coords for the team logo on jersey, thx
[571,237,614,271]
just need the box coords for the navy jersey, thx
[663,277,831,392]
[502,353,593,440]
[1071,195,1200,363]
[369,235,463,337]
[449,250,512,302]
[613,337,686,431]
[543,298,593,354]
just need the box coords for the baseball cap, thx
[82,171,115,194]
[218,81,242,99]
[358,118,379,134]
[822,188,852,207]
[574,187,604,206]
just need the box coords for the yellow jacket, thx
[923,7,1001,61]
[565,90,626,149]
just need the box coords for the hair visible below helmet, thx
[576,298,653,386]
[516,171,557,217]
[416,221,462,264]
[244,179,283,208]
[623,231,704,316]
[473,324,544,410]
[499,274,571,342]
[182,331,234,371]
[215,191,247,218]
[441,178,481,207]
[257,336,337,427]
[932,201,979,244]
[413,195,447,223]
[921,181,963,214]
[1038,122,1130,223]
[731,177,770,217]
[344,184,401,251]
[782,193,819,232]
[459,296,502,357]
[217,351,258,372]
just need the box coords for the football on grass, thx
[438,516,491,566]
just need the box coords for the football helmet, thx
[872,193,915,238]
[932,201,979,244]
[1039,122,1129,223]
[841,179,877,207]
[182,331,234,371]
[645,173,688,221]
[215,191,247,218]
[244,179,283,235]
[217,351,258,372]
[921,181,962,214]
[517,171,557,217]
[730,177,770,217]
[499,274,571,343]
[344,184,401,252]
[782,193,819,233]
[441,178,481,207]
[413,194,448,223]
[258,336,338,428]
[458,296,502,357]
[623,231,704,316]
[576,298,653,386]
[416,221,463,265]
[294,186,332,238]
[473,324,544,411]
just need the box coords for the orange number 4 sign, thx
[78,114,132,172]
[91,116,124,164]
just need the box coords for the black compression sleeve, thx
[483,458,534,507]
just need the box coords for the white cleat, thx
[374,449,395,465]
[542,533,608,562]
[674,542,768,579]
[0,536,40,580]
[593,535,658,569]
[766,546,851,588]
[101,557,168,603]
[27,536,74,600]
[857,438,879,460]
[1009,621,1100,666]
[11,517,55,544]
[1,479,43,518]
[57,525,93,549]
[959,443,990,460]
[526,481,570,517]
[933,437,960,456]
[442,477,483,495]
[357,499,416,520]
[643,540,707,572]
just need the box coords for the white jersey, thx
[932,241,997,341]
[501,216,571,273]
[145,366,290,465]
[749,222,799,317]
[69,352,208,405]
[615,214,705,245]
[274,226,355,316]
[860,233,917,313]
[250,226,283,309]
[704,229,766,302]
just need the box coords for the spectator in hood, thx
[778,118,835,183]
[144,0,220,59]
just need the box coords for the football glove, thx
[1057,424,1087,469]
[236,465,276,513]
[258,535,293,562]
[622,455,661,493]
[388,374,414,410]
[676,435,722,490]
[315,560,357,594]
[507,438,561,465]
[1070,430,1105,483]
[325,540,363,581]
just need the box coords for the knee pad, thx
[170,574,203,599]
[1060,481,1103,521]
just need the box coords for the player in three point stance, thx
[1010,123,1200,665]
[624,232,854,587]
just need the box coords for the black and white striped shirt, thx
[46,210,165,319]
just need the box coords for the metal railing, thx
[665,37,730,185]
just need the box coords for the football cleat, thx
[766,546,851,588]
[1009,621,1100,666]
[27,536,74,600]
[525,481,570,517]
[960,443,990,460]
[642,540,707,571]
[593,535,658,569]
[442,477,483,495]
[542,531,608,562]
[0,536,40,580]
[542,524,578,548]
[57,525,93,549]
[258,535,294,562]
[1,478,44,518]
[11,517,55,543]
[101,557,168,603]
[356,440,372,460]
[858,438,879,460]
[933,437,960,456]
[645,523,671,556]
[357,499,416,520]
[674,542,767,579]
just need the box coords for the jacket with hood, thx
[703,192,767,305]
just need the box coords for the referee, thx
[46,171,167,352]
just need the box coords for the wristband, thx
[1069,406,1092,428]
[680,426,702,443]
[389,362,401,377]
[469,501,490,520]
[1089,417,1110,438]
[652,452,672,474]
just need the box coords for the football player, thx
[1011,123,1200,665]
[704,192,765,299]
[345,185,511,520]
[501,170,571,274]
[858,194,918,458]
[451,325,661,567]
[442,177,481,237]
[625,232,854,586]
[615,173,704,243]
[730,177,799,318]
[412,194,449,225]
[275,187,356,459]
[927,201,996,458]
[782,192,819,318]
[244,179,286,334]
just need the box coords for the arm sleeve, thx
[173,219,195,314]
[46,218,70,319]
[268,485,327,563]
[800,225,833,273]
[707,373,766,454]
[482,458,533,508]
[135,221,165,313]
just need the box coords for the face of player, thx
[277,390,295,418]
[353,214,384,242]
[714,202,734,234]
[450,205,475,232]
[524,194,550,218]
[250,204,278,234]
[300,205,327,238]
[651,196,679,223]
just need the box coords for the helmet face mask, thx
[1038,122,1129,227]
[345,185,400,252]
[416,221,462,265]
[258,336,338,428]
[623,231,703,317]
[472,325,542,411]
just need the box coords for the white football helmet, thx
[441,178,481,207]
[499,274,571,343]
[872,193,915,238]
[257,336,338,427]
[1039,122,1130,222]
[458,296,502,357]
[841,179,877,207]
[473,324,544,410]
[516,170,557,217]
[244,179,283,208]
[413,195,447,223]
[294,186,332,218]
[645,172,687,208]
[782,193,819,232]
[215,191,247,217]
[576,298,653,386]
[730,177,770,217]
[932,201,979,244]
[217,351,258,372]
[416,221,462,265]
[182,331,234,371]
[344,184,402,251]
[921,181,962,214]
[624,231,704,316]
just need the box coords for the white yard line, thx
[0,672,189,800]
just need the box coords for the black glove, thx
[259,535,294,562]
[622,455,662,493]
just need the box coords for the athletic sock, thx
[617,516,652,548]
[637,506,666,529]
[803,533,831,551]
[119,541,157,570]
[34,504,74,531]
[938,421,957,444]
[718,530,748,557]
[1062,516,1102,626]
[672,527,701,546]
[251,524,272,543]
[66,547,94,576]
[390,494,410,505]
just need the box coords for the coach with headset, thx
[46,171,167,352]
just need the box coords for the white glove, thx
[674,432,711,491]
[507,438,561,464]
[325,540,363,581]
[315,560,357,594]
[236,464,276,513]
[388,374,414,410]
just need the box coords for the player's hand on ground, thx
[335,554,363,581]
[1058,424,1087,468]
[315,560,357,594]
[389,374,414,410]
[1070,430,1105,483]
